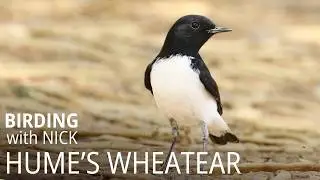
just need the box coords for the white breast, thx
[150,55,219,126]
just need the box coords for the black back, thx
[190,55,223,115]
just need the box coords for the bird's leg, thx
[200,122,209,179]
[160,118,179,171]
[201,122,209,152]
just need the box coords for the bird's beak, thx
[207,26,232,34]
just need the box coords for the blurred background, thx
[0,0,320,179]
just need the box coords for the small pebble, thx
[271,170,291,180]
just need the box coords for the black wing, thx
[192,58,223,115]
[144,61,154,94]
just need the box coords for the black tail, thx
[209,132,239,145]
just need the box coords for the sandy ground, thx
[0,0,320,179]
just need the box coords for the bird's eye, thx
[191,22,200,29]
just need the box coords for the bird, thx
[144,15,239,168]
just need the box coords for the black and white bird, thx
[144,15,239,166]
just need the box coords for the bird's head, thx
[159,15,231,57]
